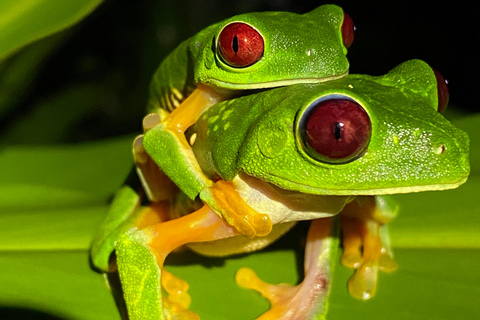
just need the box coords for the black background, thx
[14,0,480,141]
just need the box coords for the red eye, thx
[341,12,355,49]
[433,69,449,113]
[218,22,264,67]
[302,98,371,163]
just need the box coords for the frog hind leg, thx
[340,196,399,300]
[236,217,338,320]
[116,204,237,319]
[116,227,199,320]
[90,170,172,273]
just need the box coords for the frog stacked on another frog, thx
[135,4,354,239]
[90,5,470,320]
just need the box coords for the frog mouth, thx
[259,174,469,196]
[336,176,469,196]
[209,71,349,91]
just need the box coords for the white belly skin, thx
[233,172,351,224]
[187,172,351,257]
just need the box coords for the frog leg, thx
[90,172,174,273]
[236,217,338,320]
[141,84,272,238]
[340,196,398,300]
[116,204,238,320]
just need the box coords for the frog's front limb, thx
[340,196,398,300]
[236,217,338,320]
[116,205,238,319]
[140,87,273,238]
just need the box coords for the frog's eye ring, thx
[433,69,449,113]
[299,97,371,164]
[341,12,355,49]
[218,22,264,68]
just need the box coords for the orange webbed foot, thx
[340,196,398,300]
[236,218,337,320]
[201,180,273,238]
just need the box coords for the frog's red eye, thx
[433,69,449,113]
[218,22,264,67]
[301,98,371,163]
[341,12,355,49]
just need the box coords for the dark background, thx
[6,0,479,143]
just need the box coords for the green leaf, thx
[0,136,133,198]
[0,84,110,146]
[328,249,480,320]
[0,34,65,118]
[0,137,133,252]
[0,0,104,61]
[0,251,118,320]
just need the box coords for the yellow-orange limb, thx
[339,215,364,269]
[236,267,295,320]
[162,269,192,310]
[347,220,381,300]
[236,218,335,320]
[134,201,171,230]
[146,205,238,266]
[164,84,225,133]
[340,197,397,300]
[207,180,273,238]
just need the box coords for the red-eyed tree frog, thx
[135,4,355,238]
[91,59,469,319]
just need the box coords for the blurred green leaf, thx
[328,249,480,320]
[0,251,118,320]
[0,137,132,251]
[0,34,65,118]
[0,136,133,198]
[0,0,104,61]
[0,84,111,146]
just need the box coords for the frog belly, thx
[187,172,350,257]
[187,221,296,257]
[233,172,351,224]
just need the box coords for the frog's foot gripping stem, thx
[340,196,398,300]
[236,218,338,320]
[116,205,237,319]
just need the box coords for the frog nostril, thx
[434,144,446,155]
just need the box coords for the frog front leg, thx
[340,195,398,300]
[116,204,238,319]
[235,217,338,320]
[140,100,273,239]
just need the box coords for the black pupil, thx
[232,35,239,52]
[334,122,343,140]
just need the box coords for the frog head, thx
[191,59,470,195]
[190,4,353,90]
